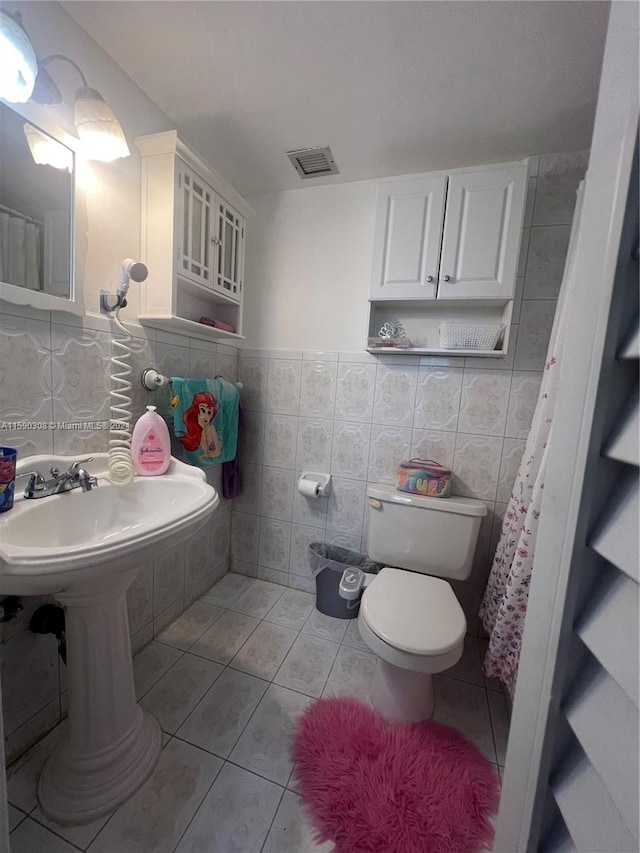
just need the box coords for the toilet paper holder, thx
[297,472,332,498]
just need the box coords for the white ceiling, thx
[63,1,609,197]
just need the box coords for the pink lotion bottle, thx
[131,406,171,476]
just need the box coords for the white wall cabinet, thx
[368,161,528,356]
[135,131,253,342]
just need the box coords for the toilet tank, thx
[366,484,486,581]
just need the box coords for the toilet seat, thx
[359,567,466,674]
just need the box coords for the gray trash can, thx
[309,543,383,619]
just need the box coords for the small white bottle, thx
[131,406,171,476]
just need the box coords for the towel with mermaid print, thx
[167,377,240,466]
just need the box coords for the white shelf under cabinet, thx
[368,298,514,357]
[366,346,506,357]
[138,314,245,343]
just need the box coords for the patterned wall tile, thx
[299,360,337,419]
[409,429,457,468]
[515,301,556,371]
[237,357,268,412]
[326,478,366,537]
[231,511,260,564]
[260,466,295,520]
[232,463,262,515]
[295,417,333,472]
[367,426,412,484]
[258,518,292,572]
[188,341,217,380]
[215,344,239,382]
[372,364,418,427]
[263,414,297,469]
[334,362,376,422]
[452,433,503,501]
[0,314,52,422]
[506,372,542,439]
[289,524,325,578]
[330,421,371,481]
[533,151,588,226]
[458,370,511,436]
[414,367,462,431]
[266,359,301,415]
[154,544,186,614]
[239,410,266,465]
[523,225,571,300]
[127,561,154,635]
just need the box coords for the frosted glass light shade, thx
[24,123,73,171]
[0,9,37,103]
[74,86,130,162]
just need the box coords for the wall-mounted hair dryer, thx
[100,258,149,313]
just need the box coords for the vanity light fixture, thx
[32,54,130,162]
[23,122,73,171]
[0,8,37,103]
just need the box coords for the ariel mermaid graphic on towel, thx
[178,391,222,459]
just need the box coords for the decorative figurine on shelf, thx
[376,321,411,348]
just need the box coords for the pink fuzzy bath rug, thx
[292,698,499,853]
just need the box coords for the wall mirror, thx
[0,97,82,314]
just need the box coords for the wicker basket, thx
[439,322,505,350]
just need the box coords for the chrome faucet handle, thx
[74,468,98,492]
[67,457,94,473]
[16,471,47,496]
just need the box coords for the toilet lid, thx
[361,568,466,656]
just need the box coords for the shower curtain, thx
[0,210,41,290]
[479,183,585,697]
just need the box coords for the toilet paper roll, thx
[298,478,321,498]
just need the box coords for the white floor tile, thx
[274,633,340,698]
[263,789,333,853]
[487,689,511,765]
[229,579,286,618]
[229,684,312,785]
[230,620,298,680]
[10,818,78,853]
[175,763,283,853]
[7,722,65,813]
[200,572,254,608]
[132,641,183,700]
[190,610,260,665]
[264,589,315,630]
[322,645,377,704]
[446,635,485,687]
[342,618,369,651]
[433,675,496,764]
[177,668,268,758]
[140,653,224,733]
[30,803,110,850]
[8,804,26,833]
[88,739,223,853]
[302,609,349,644]
[156,601,224,651]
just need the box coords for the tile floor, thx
[6,572,509,853]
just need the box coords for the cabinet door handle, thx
[442,275,451,282]
[425,275,434,283]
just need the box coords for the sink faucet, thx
[19,458,99,499]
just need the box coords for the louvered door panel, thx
[536,140,638,852]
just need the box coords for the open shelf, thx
[138,314,245,343]
[366,346,505,357]
[367,298,513,358]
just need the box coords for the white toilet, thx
[355,483,486,723]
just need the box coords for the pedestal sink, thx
[0,454,218,825]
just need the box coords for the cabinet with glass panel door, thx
[135,130,253,342]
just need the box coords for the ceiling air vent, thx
[287,146,339,179]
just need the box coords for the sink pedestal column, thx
[38,569,162,825]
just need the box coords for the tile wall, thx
[231,150,588,636]
[0,149,586,763]
[0,309,238,762]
